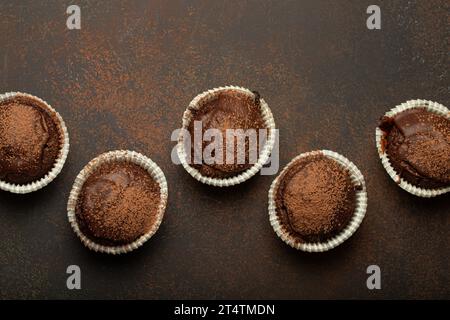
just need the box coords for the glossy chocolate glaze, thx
[275,153,360,243]
[0,96,62,184]
[379,107,450,189]
[187,90,267,178]
[76,162,161,246]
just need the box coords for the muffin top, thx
[275,153,360,243]
[76,161,161,246]
[379,107,450,189]
[188,90,267,178]
[0,96,62,184]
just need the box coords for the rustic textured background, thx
[0,0,448,299]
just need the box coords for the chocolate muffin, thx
[274,153,361,243]
[75,161,161,246]
[187,89,267,178]
[0,95,63,184]
[379,107,450,189]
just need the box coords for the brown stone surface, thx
[0,0,448,299]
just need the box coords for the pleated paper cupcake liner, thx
[177,85,276,187]
[375,99,450,197]
[268,150,368,252]
[67,150,168,254]
[0,92,70,194]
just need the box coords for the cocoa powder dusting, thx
[188,90,267,178]
[0,96,62,184]
[275,153,359,243]
[76,161,161,245]
[379,107,450,188]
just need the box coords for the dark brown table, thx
[0,0,448,299]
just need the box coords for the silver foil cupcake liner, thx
[177,85,276,187]
[67,150,168,254]
[375,99,450,197]
[268,150,368,252]
[0,92,70,194]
